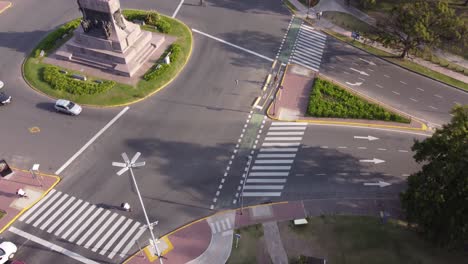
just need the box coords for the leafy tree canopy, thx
[401,105,468,247]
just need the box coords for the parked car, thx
[54,99,82,116]
[0,241,17,264]
[0,80,11,106]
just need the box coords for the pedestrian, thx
[121,202,132,212]
[319,11,323,19]
[16,188,27,198]
[274,75,278,83]
[235,79,239,86]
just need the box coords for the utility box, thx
[0,159,13,177]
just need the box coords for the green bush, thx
[156,19,171,33]
[145,11,160,25]
[143,44,182,81]
[307,78,410,123]
[42,66,115,95]
[122,10,146,21]
[34,18,80,58]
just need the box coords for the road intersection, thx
[0,0,466,263]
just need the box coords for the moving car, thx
[0,80,11,106]
[54,99,82,116]
[0,241,17,264]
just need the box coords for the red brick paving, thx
[0,169,59,233]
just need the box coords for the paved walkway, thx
[288,0,468,84]
[0,168,59,234]
[125,198,400,263]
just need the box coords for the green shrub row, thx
[307,78,410,123]
[42,66,115,95]
[122,10,171,33]
[143,44,182,81]
[34,19,81,58]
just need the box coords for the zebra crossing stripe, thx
[242,192,281,197]
[108,222,140,259]
[252,165,291,170]
[209,223,216,233]
[257,154,296,158]
[33,194,69,228]
[100,218,133,255]
[92,215,126,252]
[294,43,324,58]
[221,220,226,230]
[215,221,221,232]
[271,122,307,126]
[25,191,62,224]
[226,219,231,229]
[47,199,83,233]
[19,189,56,222]
[62,205,97,240]
[40,196,75,230]
[262,142,301,147]
[247,179,287,183]
[298,31,327,44]
[264,137,303,141]
[290,60,319,71]
[55,202,90,237]
[84,212,118,249]
[118,227,146,258]
[267,131,304,136]
[244,185,284,190]
[269,126,306,130]
[255,160,294,164]
[301,24,315,31]
[292,57,321,70]
[77,210,110,246]
[249,172,289,176]
[259,147,299,152]
[68,207,103,242]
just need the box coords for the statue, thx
[102,21,112,39]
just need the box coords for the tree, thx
[358,0,376,9]
[400,105,468,248]
[379,0,464,58]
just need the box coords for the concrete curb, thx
[21,11,194,108]
[0,167,61,234]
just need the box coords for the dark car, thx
[0,92,11,105]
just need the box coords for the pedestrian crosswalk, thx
[289,23,327,72]
[17,189,145,260]
[242,122,307,197]
[208,217,233,235]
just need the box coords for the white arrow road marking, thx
[363,181,391,187]
[346,82,362,86]
[359,58,376,65]
[359,158,385,164]
[354,135,379,141]
[349,68,369,76]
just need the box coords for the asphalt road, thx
[1,0,292,263]
[320,38,468,127]
[218,121,429,207]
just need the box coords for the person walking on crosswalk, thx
[121,202,132,212]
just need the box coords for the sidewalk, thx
[287,0,468,84]
[0,168,60,233]
[124,198,400,264]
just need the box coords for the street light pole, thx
[113,152,163,264]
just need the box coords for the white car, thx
[54,99,82,116]
[0,241,17,264]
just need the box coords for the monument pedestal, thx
[54,0,165,77]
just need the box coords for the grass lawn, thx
[280,216,468,264]
[227,224,267,264]
[323,30,468,91]
[307,78,410,123]
[23,10,192,106]
[323,11,379,39]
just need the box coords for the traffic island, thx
[23,8,192,107]
[267,64,428,131]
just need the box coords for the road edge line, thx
[0,1,12,14]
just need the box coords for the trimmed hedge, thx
[34,18,81,58]
[42,66,115,95]
[307,78,410,123]
[143,44,182,81]
[122,10,171,33]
